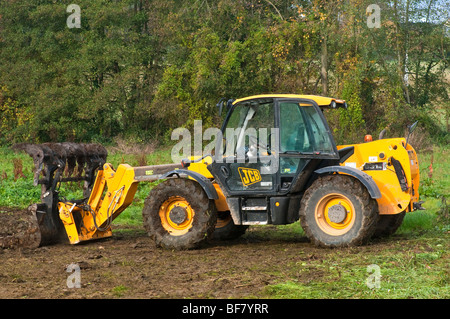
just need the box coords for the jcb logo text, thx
[238,167,262,186]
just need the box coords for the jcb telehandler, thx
[10,94,422,249]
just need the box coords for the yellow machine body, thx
[58,163,139,244]
[338,138,420,215]
[182,155,229,213]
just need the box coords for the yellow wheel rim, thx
[159,196,194,236]
[315,193,355,236]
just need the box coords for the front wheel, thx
[142,178,217,250]
[299,175,379,247]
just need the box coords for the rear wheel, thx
[299,175,379,247]
[213,211,248,240]
[142,178,217,250]
[373,211,405,238]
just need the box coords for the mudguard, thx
[315,166,382,199]
[160,169,219,200]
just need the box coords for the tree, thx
[0,0,447,145]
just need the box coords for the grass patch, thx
[262,232,449,299]
[112,285,129,297]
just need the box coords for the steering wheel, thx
[248,135,270,154]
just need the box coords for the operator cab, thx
[210,95,340,196]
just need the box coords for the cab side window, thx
[280,102,334,154]
[280,102,309,153]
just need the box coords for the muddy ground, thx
[0,224,309,299]
[0,227,311,299]
[0,206,311,299]
[0,206,446,301]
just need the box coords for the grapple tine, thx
[60,142,78,177]
[42,142,67,169]
[84,143,108,163]
[12,143,47,186]
[81,143,108,197]
[74,143,87,177]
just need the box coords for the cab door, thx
[277,99,339,193]
[208,98,278,197]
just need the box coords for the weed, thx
[437,196,449,225]
[112,285,129,297]
[12,158,26,181]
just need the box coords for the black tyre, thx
[299,175,379,247]
[213,211,248,240]
[373,211,405,238]
[142,178,217,250]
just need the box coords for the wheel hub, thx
[159,196,195,236]
[327,203,347,224]
[169,206,188,225]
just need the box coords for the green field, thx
[0,144,448,299]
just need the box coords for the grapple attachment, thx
[10,142,108,246]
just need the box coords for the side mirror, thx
[216,98,226,115]
[408,120,418,133]
[405,120,419,148]
[216,98,235,116]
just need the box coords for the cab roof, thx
[233,94,346,108]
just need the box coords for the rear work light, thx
[363,162,386,171]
